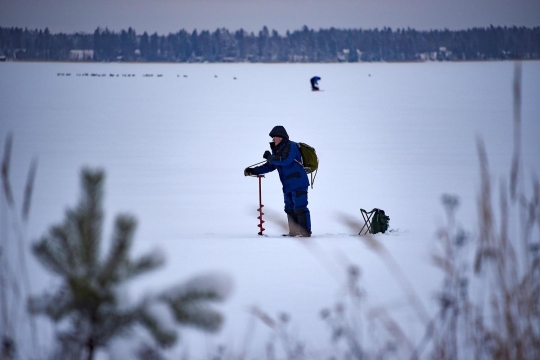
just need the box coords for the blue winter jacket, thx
[251,139,310,192]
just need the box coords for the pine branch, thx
[121,251,165,282]
[166,303,224,333]
[78,169,104,270]
[49,224,78,272]
[158,273,232,332]
[32,236,74,277]
[138,305,178,347]
[28,286,74,321]
[91,308,139,347]
[99,215,137,286]
[163,273,232,303]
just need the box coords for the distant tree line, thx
[1,25,539,62]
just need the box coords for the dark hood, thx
[269,126,289,140]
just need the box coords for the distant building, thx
[69,50,94,61]
[439,47,453,60]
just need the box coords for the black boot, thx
[285,209,301,236]
[295,209,312,237]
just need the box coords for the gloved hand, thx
[263,150,272,159]
[244,167,253,176]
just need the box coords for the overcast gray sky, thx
[1,0,539,34]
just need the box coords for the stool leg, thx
[359,210,374,235]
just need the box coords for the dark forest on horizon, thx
[1,25,539,63]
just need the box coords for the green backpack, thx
[296,142,318,188]
[370,208,390,234]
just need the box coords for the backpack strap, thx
[294,158,317,189]
[310,168,317,189]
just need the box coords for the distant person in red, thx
[310,76,321,91]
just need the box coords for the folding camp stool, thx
[359,208,378,235]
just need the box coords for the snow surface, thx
[1,61,539,359]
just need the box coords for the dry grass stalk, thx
[431,62,540,360]
[0,133,39,357]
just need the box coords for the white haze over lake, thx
[1,61,540,359]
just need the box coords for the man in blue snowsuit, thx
[310,76,321,91]
[244,126,312,237]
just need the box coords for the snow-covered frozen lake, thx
[1,60,540,359]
